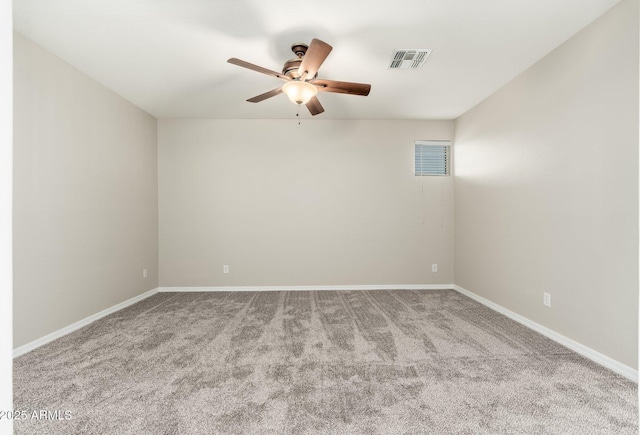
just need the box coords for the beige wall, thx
[1,0,13,422]
[454,0,639,368]
[13,33,159,347]
[159,119,453,287]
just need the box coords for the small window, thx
[414,140,450,176]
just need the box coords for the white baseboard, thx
[158,284,455,292]
[13,287,159,358]
[453,285,638,382]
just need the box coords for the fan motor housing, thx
[282,58,303,78]
[282,59,318,80]
[282,43,317,80]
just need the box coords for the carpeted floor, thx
[13,289,638,434]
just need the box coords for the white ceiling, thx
[13,0,621,120]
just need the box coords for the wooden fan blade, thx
[247,87,283,103]
[313,79,371,96]
[298,39,332,79]
[305,96,325,116]
[227,58,291,81]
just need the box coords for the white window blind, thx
[414,140,450,176]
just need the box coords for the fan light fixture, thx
[227,38,371,116]
[282,81,317,105]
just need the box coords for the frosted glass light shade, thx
[282,81,318,105]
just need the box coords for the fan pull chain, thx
[296,107,301,125]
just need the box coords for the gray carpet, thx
[13,290,638,434]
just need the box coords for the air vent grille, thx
[389,49,432,69]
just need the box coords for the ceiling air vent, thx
[389,49,432,69]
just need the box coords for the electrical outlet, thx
[143,269,148,278]
[432,264,438,272]
[223,265,229,274]
[543,292,551,307]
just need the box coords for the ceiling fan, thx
[227,38,371,116]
